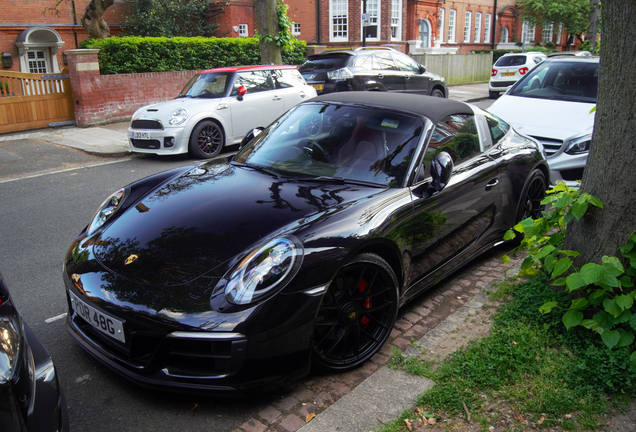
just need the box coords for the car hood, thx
[488,95,595,140]
[134,97,227,122]
[92,161,382,287]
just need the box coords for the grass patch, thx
[381,276,636,431]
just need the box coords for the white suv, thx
[127,65,316,159]
[489,52,546,99]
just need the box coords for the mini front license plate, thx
[70,292,126,343]
[132,131,150,140]
[501,72,516,77]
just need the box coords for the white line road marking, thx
[45,313,67,323]
[0,159,131,184]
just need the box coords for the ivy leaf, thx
[616,294,634,311]
[631,351,636,366]
[581,319,604,334]
[615,309,632,324]
[562,310,583,330]
[504,230,516,241]
[521,256,534,272]
[581,262,604,285]
[587,195,603,208]
[620,275,634,288]
[535,245,556,260]
[602,256,625,277]
[570,200,588,220]
[594,311,615,329]
[551,257,572,278]
[630,313,636,331]
[539,301,558,314]
[604,298,624,318]
[566,272,587,292]
[553,277,567,286]
[601,330,621,349]
[570,298,589,310]
[501,255,511,264]
[617,330,635,348]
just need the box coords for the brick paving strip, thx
[231,248,523,432]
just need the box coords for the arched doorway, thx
[14,27,65,74]
[419,18,432,48]
[501,26,509,43]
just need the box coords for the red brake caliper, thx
[359,279,372,328]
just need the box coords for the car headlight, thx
[564,134,592,155]
[168,108,188,126]
[0,317,21,383]
[225,237,303,305]
[87,188,126,235]
[327,67,354,82]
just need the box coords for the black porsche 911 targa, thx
[64,92,548,396]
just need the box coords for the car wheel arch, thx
[345,241,405,293]
[431,86,446,97]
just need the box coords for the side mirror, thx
[419,64,426,74]
[239,127,264,150]
[237,85,247,101]
[430,151,453,191]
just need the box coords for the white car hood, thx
[488,95,595,140]
[134,97,225,122]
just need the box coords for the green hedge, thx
[79,36,307,75]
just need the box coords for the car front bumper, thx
[127,126,189,156]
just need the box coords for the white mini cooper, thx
[127,65,317,159]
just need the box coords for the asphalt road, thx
[0,145,272,432]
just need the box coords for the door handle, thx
[485,179,499,190]
[273,95,282,101]
[377,73,384,79]
[300,91,306,98]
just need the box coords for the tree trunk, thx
[81,0,115,39]
[586,0,601,51]
[254,0,283,65]
[563,0,636,264]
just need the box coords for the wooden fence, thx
[410,52,493,85]
[0,69,75,134]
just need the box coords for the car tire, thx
[430,88,445,98]
[489,90,499,99]
[189,120,224,159]
[516,169,547,222]
[311,253,399,372]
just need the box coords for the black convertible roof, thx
[310,92,474,125]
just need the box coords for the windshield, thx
[495,55,527,67]
[233,103,425,188]
[299,54,351,73]
[509,61,598,103]
[178,72,231,98]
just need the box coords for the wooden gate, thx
[0,69,75,135]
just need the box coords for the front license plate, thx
[70,292,126,343]
[132,131,150,139]
[310,83,324,91]
[501,72,516,77]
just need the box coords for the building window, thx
[438,8,445,43]
[292,22,301,36]
[464,11,472,43]
[501,26,509,43]
[419,19,431,48]
[448,9,456,43]
[474,12,482,43]
[390,0,402,41]
[330,0,348,41]
[523,21,535,44]
[557,24,563,45]
[238,24,248,37]
[364,0,380,40]
[27,51,48,73]
[484,13,491,43]
[542,22,553,43]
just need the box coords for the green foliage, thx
[124,0,218,37]
[544,41,556,49]
[505,182,636,366]
[259,0,294,49]
[519,0,591,37]
[79,36,307,74]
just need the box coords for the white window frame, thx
[464,11,472,43]
[363,0,381,41]
[438,8,445,43]
[238,24,248,38]
[292,22,301,36]
[330,0,349,42]
[390,0,402,41]
[419,19,432,48]
[484,13,491,43]
[26,50,50,74]
[448,9,456,43]
[523,21,535,44]
[501,26,509,44]
[474,12,482,43]
[542,22,553,43]
[557,24,563,45]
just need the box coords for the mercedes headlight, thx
[564,134,592,155]
[168,108,188,126]
[327,67,354,82]
[87,188,126,235]
[225,237,303,305]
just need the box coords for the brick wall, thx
[211,0,255,38]
[65,49,197,127]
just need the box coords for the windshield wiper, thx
[295,176,386,188]
[232,161,279,177]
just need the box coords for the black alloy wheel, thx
[189,120,224,159]
[430,88,445,98]
[518,169,547,221]
[312,253,398,372]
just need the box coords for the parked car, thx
[65,92,547,396]
[299,47,448,98]
[489,51,547,99]
[488,56,598,187]
[0,272,69,432]
[127,65,317,159]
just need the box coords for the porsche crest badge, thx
[124,254,139,265]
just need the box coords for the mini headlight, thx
[169,108,188,125]
[87,188,126,235]
[327,67,354,82]
[225,238,303,305]
[564,134,592,155]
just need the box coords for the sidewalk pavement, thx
[0,83,489,156]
